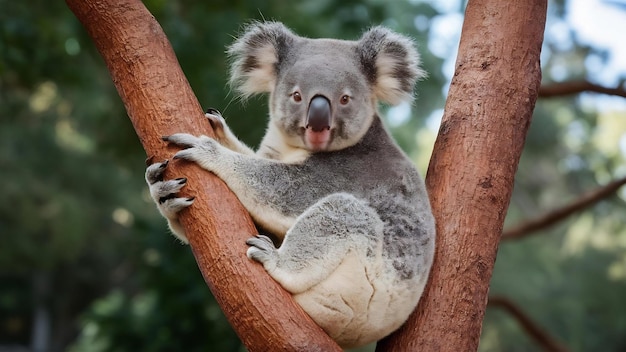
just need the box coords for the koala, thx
[145,22,436,349]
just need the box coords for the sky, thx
[424,0,626,84]
[390,0,626,128]
[568,0,626,85]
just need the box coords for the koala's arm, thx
[144,110,280,242]
[164,133,322,236]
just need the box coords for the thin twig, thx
[503,176,626,240]
[488,296,569,352]
[539,81,626,98]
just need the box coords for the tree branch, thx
[539,81,626,98]
[503,176,626,240]
[377,0,546,350]
[488,296,569,352]
[65,0,340,350]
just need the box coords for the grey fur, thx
[145,22,435,349]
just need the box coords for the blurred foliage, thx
[0,0,624,351]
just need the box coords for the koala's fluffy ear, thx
[228,22,296,99]
[357,27,426,105]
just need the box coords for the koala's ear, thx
[228,22,296,99]
[357,27,426,105]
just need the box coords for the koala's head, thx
[228,22,425,152]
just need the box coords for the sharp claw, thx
[187,197,195,202]
[145,156,154,166]
[161,135,170,141]
[160,159,169,168]
[173,149,194,160]
[256,234,273,243]
[158,194,176,204]
[176,177,187,184]
[205,108,221,116]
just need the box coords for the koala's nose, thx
[306,95,331,132]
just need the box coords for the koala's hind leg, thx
[246,192,384,295]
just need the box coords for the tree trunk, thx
[65,0,340,351]
[377,0,546,351]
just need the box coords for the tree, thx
[64,0,549,351]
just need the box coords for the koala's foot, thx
[246,235,278,272]
[145,160,194,242]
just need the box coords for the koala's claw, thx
[152,178,188,199]
[160,196,194,213]
[205,109,226,131]
[246,235,277,264]
[205,107,222,117]
[145,160,194,218]
[145,160,169,184]
[163,133,207,148]
[246,234,275,247]
[173,149,193,161]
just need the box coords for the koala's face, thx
[228,22,425,152]
[270,40,375,152]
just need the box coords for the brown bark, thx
[503,176,626,240]
[539,81,626,98]
[488,296,569,352]
[377,0,546,351]
[65,0,340,351]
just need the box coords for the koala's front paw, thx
[163,133,223,171]
[246,235,278,271]
[145,160,195,220]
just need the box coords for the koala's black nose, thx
[306,95,331,132]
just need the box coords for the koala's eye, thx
[292,92,302,103]
[340,95,350,105]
